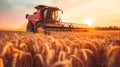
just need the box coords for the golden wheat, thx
[0,31,120,67]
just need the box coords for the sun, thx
[84,19,93,26]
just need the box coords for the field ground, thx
[0,30,120,67]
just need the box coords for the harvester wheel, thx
[35,22,50,35]
[35,22,45,33]
[26,22,34,32]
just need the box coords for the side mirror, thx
[34,12,37,14]
[60,10,63,14]
[26,14,29,19]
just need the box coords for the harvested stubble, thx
[0,30,120,67]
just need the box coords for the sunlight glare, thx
[84,19,93,26]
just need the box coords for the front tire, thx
[34,22,45,33]
[26,22,34,32]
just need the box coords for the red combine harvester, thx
[26,5,88,33]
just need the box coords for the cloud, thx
[0,0,13,13]
[60,0,120,25]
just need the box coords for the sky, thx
[0,0,120,30]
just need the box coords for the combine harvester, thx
[26,5,88,33]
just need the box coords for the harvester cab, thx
[26,5,63,33]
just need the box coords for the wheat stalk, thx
[58,50,66,61]
[46,49,55,65]
[0,58,4,67]
[33,54,44,67]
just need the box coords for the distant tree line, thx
[94,26,120,30]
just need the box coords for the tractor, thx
[26,5,88,33]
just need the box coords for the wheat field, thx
[0,30,120,67]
